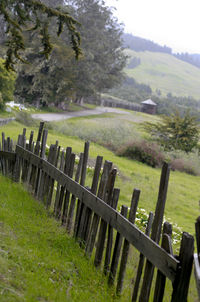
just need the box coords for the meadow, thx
[125,49,200,99]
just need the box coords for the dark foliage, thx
[123,33,172,54]
[0,0,81,70]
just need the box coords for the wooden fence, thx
[0,122,194,302]
[194,217,200,300]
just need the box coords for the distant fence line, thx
[0,122,195,302]
[101,98,142,112]
[0,117,15,126]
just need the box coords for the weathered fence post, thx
[139,162,170,302]
[74,141,90,238]
[85,160,112,257]
[132,211,154,302]
[61,153,75,225]
[94,168,117,267]
[171,232,194,302]
[66,153,83,233]
[194,216,200,299]
[116,188,140,295]
[79,155,103,243]
[153,221,173,302]
[104,187,120,275]
[108,201,127,286]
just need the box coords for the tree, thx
[67,0,127,102]
[143,111,199,153]
[0,0,81,70]
[0,58,16,105]
[15,38,76,107]
[13,0,127,107]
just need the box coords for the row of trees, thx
[0,0,127,108]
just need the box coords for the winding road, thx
[31,106,130,122]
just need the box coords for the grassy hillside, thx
[0,175,115,302]
[1,118,199,236]
[125,49,200,99]
[0,116,199,301]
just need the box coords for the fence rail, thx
[0,123,195,302]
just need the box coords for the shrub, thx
[15,111,39,127]
[117,140,165,168]
[170,158,199,175]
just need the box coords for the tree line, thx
[123,33,200,70]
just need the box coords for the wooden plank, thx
[104,188,120,275]
[85,160,112,257]
[195,216,200,258]
[29,122,44,188]
[108,202,127,286]
[171,232,194,302]
[61,153,75,225]
[45,144,58,208]
[80,155,103,243]
[94,168,117,267]
[46,145,60,208]
[56,147,72,219]
[15,145,179,280]
[139,162,170,302]
[116,188,140,295]
[194,254,200,300]
[54,151,65,216]
[0,151,16,161]
[66,153,83,233]
[132,212,154,302]
[75,141,90,238]
[153,222,173,302]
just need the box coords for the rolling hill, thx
[125,48,200,99]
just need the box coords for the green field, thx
[125,49,200,99]
[0,176,115,302]
[0,113,199,301]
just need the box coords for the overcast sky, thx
[105,0,200,54]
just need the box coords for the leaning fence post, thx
[80,155,103,243]
[94,168,117,267]
[194,216,200,299]
[132,211,154,302]
[85,160,112,257]
[66,153,83,233]
[104,187,120,275]
[108,200,127,286]
[139,162,170,302]
[153,222,173,302]
[171,232,194,302]
[116,188,140,295]
[74,141,90,238]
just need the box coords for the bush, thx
[170,158,199,175]
[15,111,39,127]
[117,140,165,168]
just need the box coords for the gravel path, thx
[31,106,130,122]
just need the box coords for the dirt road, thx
[31,107,130,122]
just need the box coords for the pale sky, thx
[105,0,200,54]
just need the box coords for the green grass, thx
[0,175,116,302]
[1,119,199,301]
[1,120,199,236]
[125,49,200,99]
[48,110,160,151]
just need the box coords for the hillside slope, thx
[0,175,114,302]
[125,49,200,99]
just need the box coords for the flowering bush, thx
[126,207,182,249]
